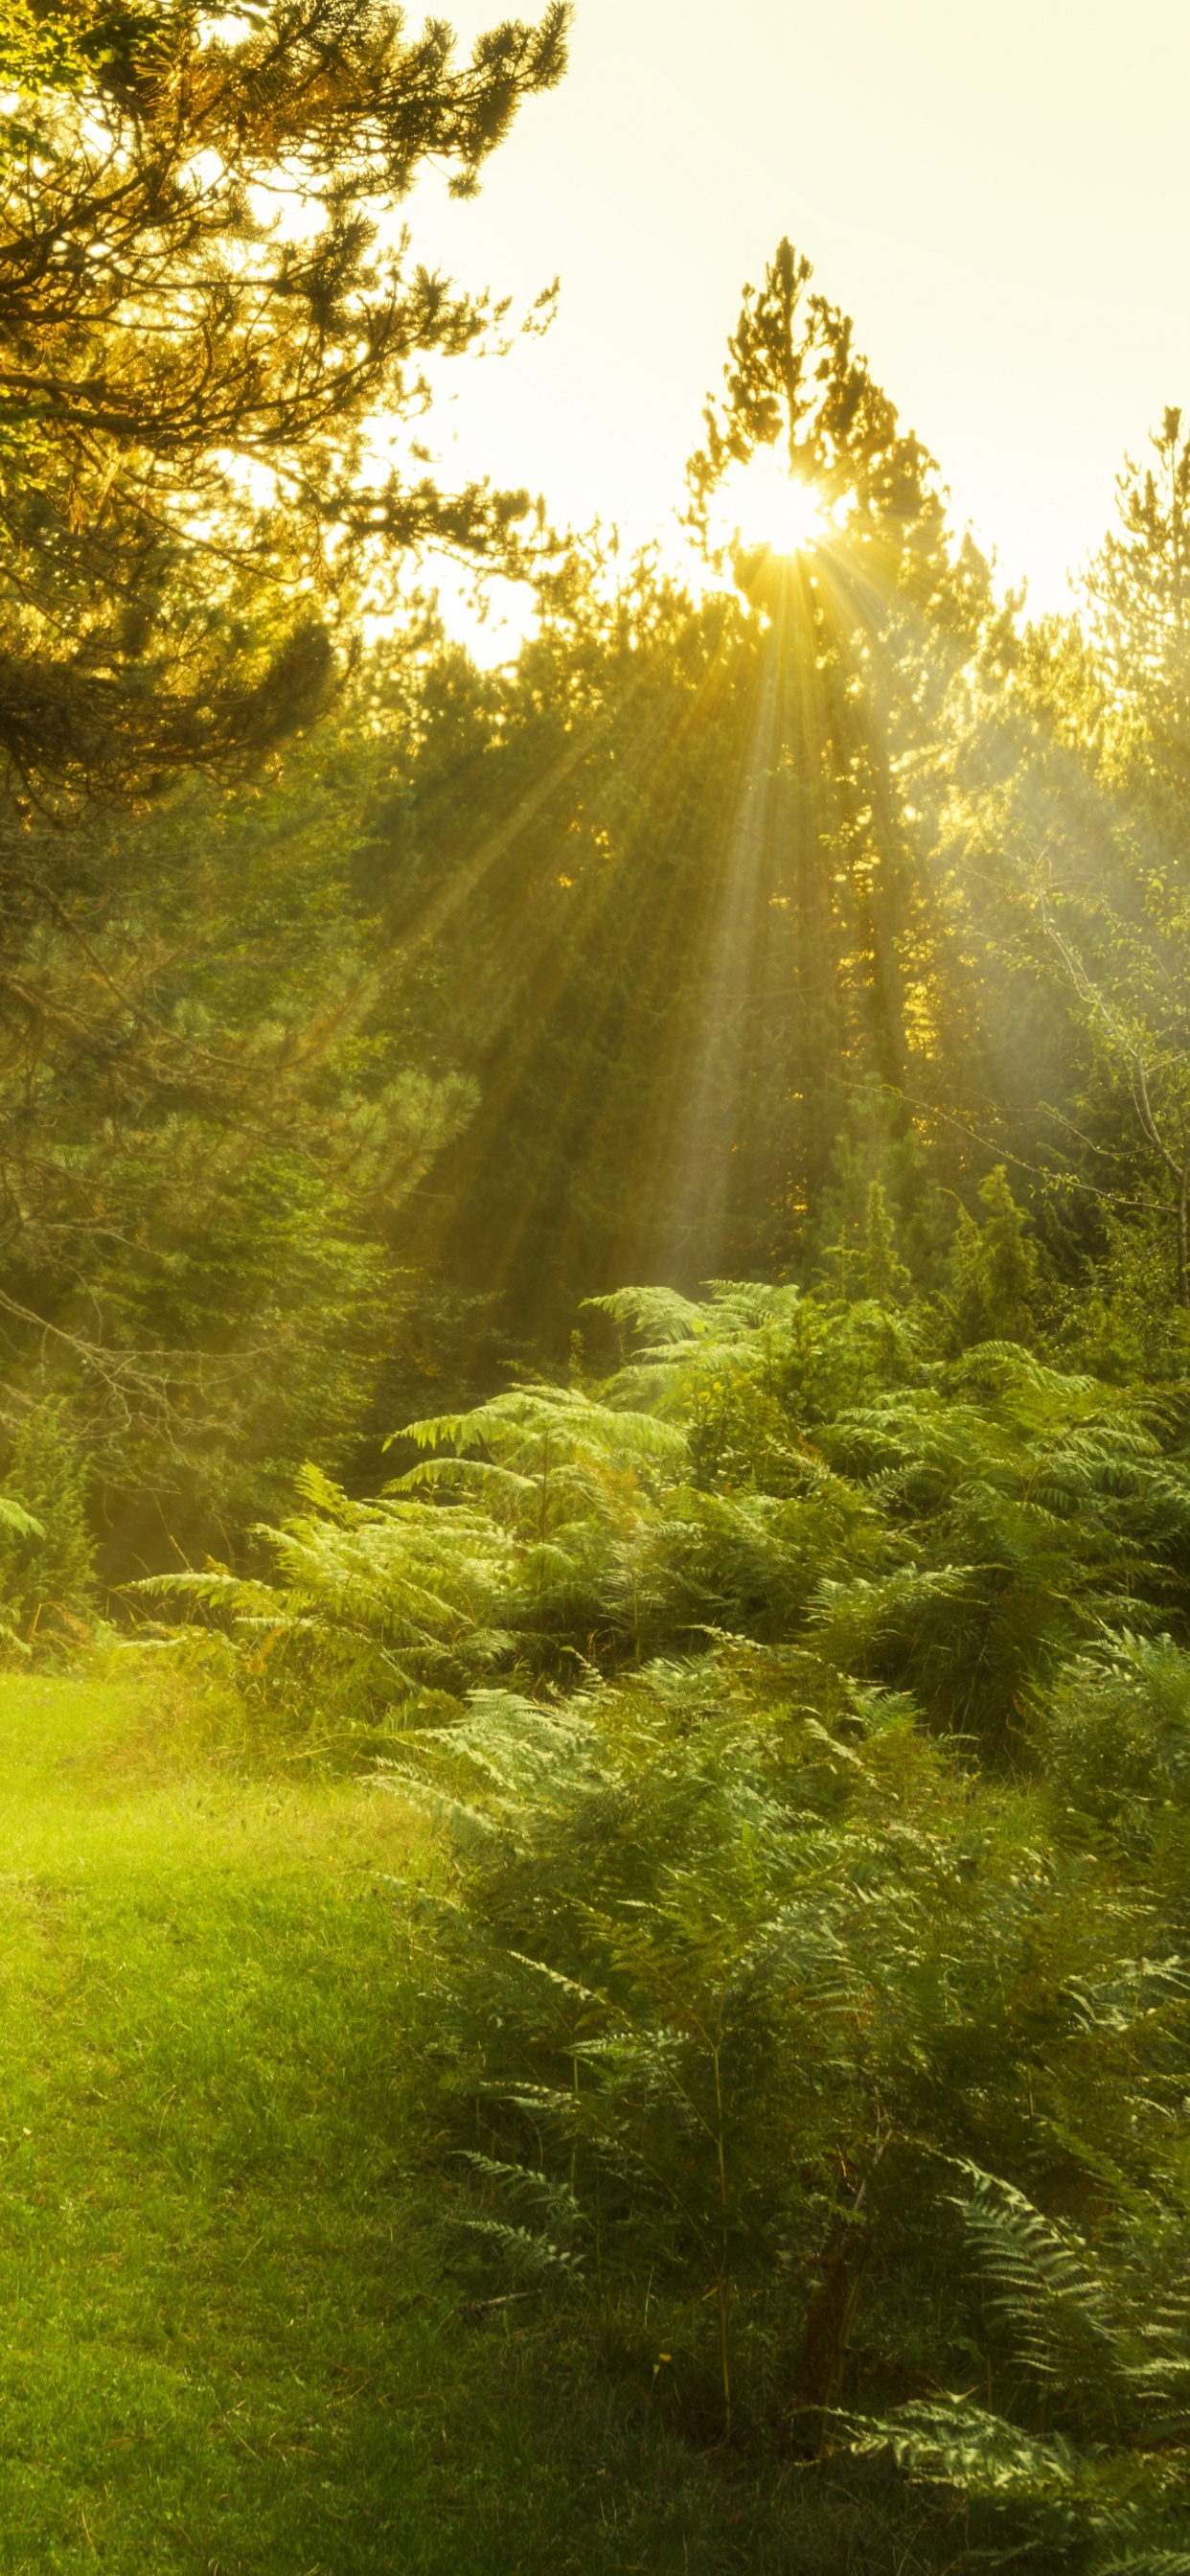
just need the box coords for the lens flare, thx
[717,448,826,558]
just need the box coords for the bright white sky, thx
[400,0,1190,649]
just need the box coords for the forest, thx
[3,5,1190,2570]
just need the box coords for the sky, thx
[398,0,1190,651]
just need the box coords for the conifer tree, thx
[672,242,995,1270]
[0,4,570,1538]
[948,1167,1038,1348]
[0,0,569,803]
[941,411,1190,1321]
[686,237,957,613]
[378,251,1005,1360]
[1087,404,1190,799]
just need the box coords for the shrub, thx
[387,1642,1190,2492]
[0,1399,95,1642]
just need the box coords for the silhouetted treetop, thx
[686,237,956,610]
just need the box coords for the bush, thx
[1040,1633,1190,1852]
[140,1288,1190,1753]
[0,1399,96,1642]
[388,1645,1190,2512]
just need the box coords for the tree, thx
[366,252,1012,1364]
[0,667,483,1566]
[1036,860,1190,1313]
[685,237,980,623]
[0,0,569,803]
[939,417,1190,1319]
[948,1166,1037,1348]
[1086,404,1190,806]
[0,4,570,1548]
[675,245,996,1266]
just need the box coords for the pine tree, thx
[381,258,1004,1354]
[1087,404,1190,801]
[0,0,570,803]
[685,238,956,608]
[948,1167,1038,1347]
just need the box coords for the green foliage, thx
[849,2152,1190,2567]
[810,1085,954,1300]
[136,1261,1190,2554]
[0,0,571,797]
[1040,1632,1190,1852]
[0,693,484,1563]
[393,1655,931,2431]
[947,1165,1039,1348]
[384,1641,1190,2544]
[0,1398,94,1639]
[145,1287,1190,1772]
[861,1179,912,1308]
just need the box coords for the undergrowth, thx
[0,1663,977,2575]
[62,1286,1190,2564]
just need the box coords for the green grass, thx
[0,1665,927,2574]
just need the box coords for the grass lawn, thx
[0,1665,905,2575]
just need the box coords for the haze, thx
[404,0,1190,637]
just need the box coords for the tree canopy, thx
[0,0,569,798]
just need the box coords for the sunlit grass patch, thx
[0,1668,931,2574]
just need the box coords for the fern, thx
[381,1623,1190,2468]
[131,1288,1190,1746]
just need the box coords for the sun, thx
[716,448,826,558]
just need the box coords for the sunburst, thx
[716,448,827,558]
